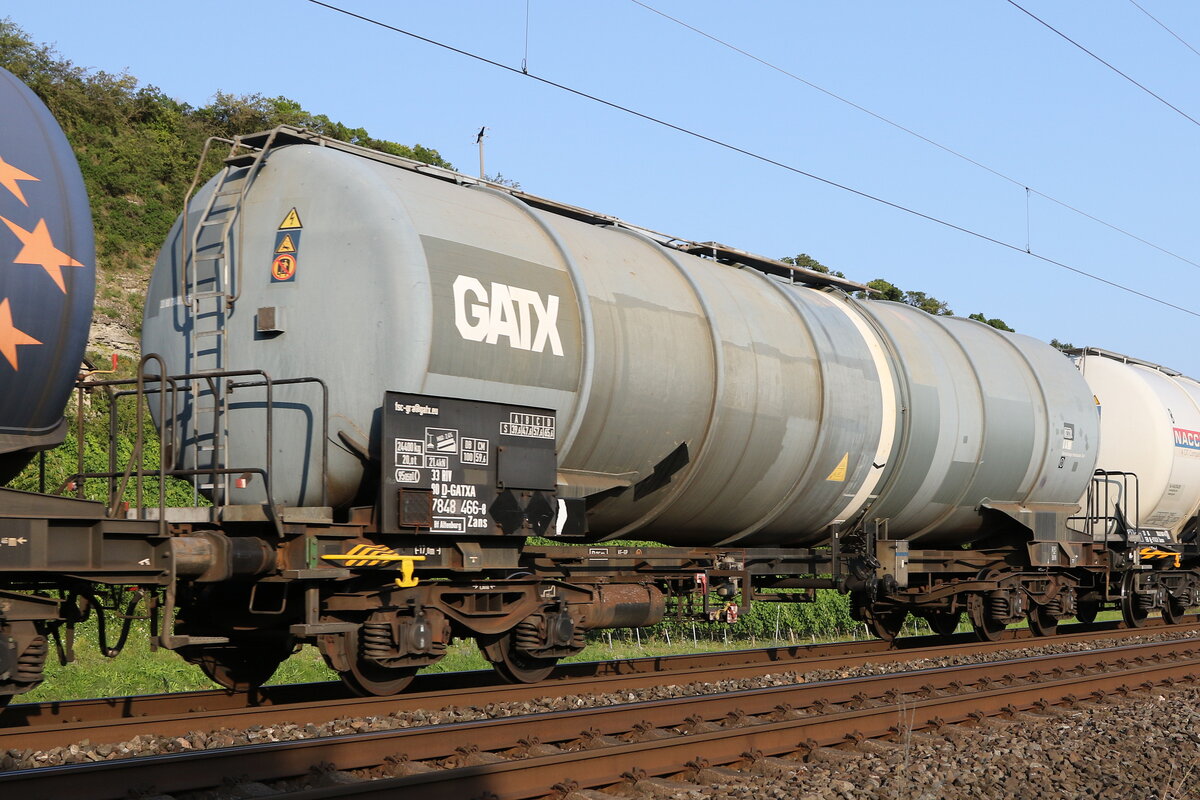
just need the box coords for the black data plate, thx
[381,392,558,535]
[1132,528,1173,545]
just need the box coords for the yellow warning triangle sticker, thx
[275,233,297,253]
[278,208,302,229]
[826,453,849,482]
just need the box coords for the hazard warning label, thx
[272,253,297,282]
[278,208,302,229]
[825,453,849,482]
[272,209,302,282]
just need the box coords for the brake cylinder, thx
[575,583,665,630]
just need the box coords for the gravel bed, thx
[3,628,1198,774]
[655,685,1200,799]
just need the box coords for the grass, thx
[22,618,874,703]
[20,608,1137,704]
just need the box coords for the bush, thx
[7,354,198,507]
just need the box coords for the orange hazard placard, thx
[271,253,297,282]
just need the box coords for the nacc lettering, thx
[453,275,564,356]
[1174,427,1200,450]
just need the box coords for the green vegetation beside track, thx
[21,599,1127,704]
[20,592,867,703]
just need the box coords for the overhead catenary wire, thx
[628,0,1200,273]
[1006,0,1200,129]
[304,0,1200,320]
[1127,0,1200,61]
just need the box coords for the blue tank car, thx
[0,66,95,482]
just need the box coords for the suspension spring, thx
[15,636,48,684]
[513,620,542,651]
[360,622,395,662]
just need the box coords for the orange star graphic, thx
[0,216,86,293]
[0,297,41,370]
[0,155,39,206]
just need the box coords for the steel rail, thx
[283,657,1200,800]
[3,617,1195,753]
[4,637,1197,799]
[4,618,1194,752]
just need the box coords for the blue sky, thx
[8,1,1200,374]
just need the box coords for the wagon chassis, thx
[1,364,1198,701]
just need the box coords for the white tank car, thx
[1075,349,1200,538]
[141,128,1097,546]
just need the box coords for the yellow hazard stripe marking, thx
[322,545,426,584]
[1139,547,1181,568]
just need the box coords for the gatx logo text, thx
[453,275,564,356]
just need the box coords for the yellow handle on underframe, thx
[394,555,426,588]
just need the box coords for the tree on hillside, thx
[781,253,1013,328]
[0,19,454,273]
[900,289,953,316]
[1049,338,1076,352]
[781,253,845,278]
[863,278,903,302]
[968,312,1014,332]
[197,93,453,168]
[858,279,954,316]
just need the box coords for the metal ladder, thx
[179,133,278,505]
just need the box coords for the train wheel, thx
[862,606,907,642]
[1121,573,1149,629]
[1027,606,1058,637]
[482,632,558,684]
[181,640,291,692]
[1074,600,1100,624]
[923,611,961,636]
[967,597,1007,642]
[334,627,418,697]
[970,616,1007,642]
[1161,595,1187,625]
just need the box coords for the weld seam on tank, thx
[713,270,830,545]
[468,185,595,457]
[836,296,914,529]
[860,302,962,535]
[816,292,902,527]
[907,311,991,538]
[598,225,727,540]
[991,324,1054,505]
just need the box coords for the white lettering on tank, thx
[453,275,563,356]
[485,283,521,346]
[453,275,490,341]
[507,286,538,350]
[531,292,562,355]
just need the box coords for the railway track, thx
[4,634,1199,799]
[3,616,1195,753]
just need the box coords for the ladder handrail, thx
[71,364,331,538]
[179,136,235,309]
[179,131,281,503]
[227,128,280,307]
